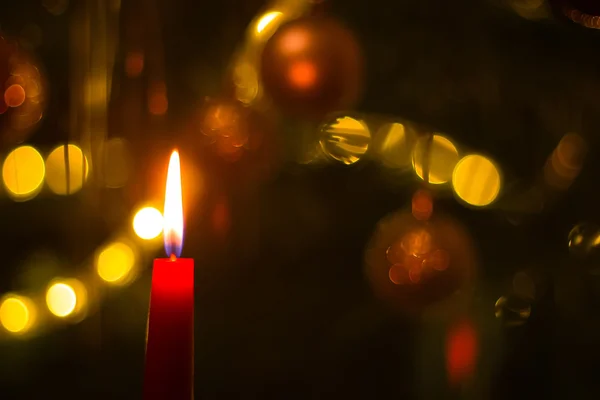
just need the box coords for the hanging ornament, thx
[260,16,363,120]
[568,222,600,259]
[365,190,476,314]
[0,35,46,146]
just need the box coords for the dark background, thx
[1,0,600,398]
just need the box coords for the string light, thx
[133,206,164,240]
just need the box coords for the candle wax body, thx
[144,258,194,400]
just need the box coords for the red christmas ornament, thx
[365,209,476,314]
[0,35,46,145]
[260,17,363,120]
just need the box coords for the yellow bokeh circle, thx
[45,144,89,195]
[452,154,501,207]
[412,135,459,184]
[46,279,87,319]
[133,206,163,240]
[2,146,45,201]
[96,241,137,285]
[0,295,35,334]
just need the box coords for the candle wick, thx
[170,254,177,262]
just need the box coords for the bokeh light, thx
[201,101,240,137]
[46,283,76,317]
[544,133,587,190]
[125,51,144,78]
[45,144,89,195]
[374,122,416,170]
[2,145,45,201]
[148,82,168,116]
[446,319,478,385]
[0,295,35,334]
[46,279,87,318]
[412,189,433,221]
[0,42,46,145]
[412,134,459,184]
[452,154,501,207]
[133,206,164,240]
[320,116,370,165]
[423,249,450,272]
[4,84,26,107]
[84,75,109,107]
[96,241,137,285]
[102,138,131,188]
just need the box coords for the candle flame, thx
[164,150,184,258]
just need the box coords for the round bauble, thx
[260,17,363,120]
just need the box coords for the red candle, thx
[144,150,194,399]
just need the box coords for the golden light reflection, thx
[233,62,259,105]
[133,206,163,240]
[452,155,501,207]
[320,116,370,165]
[375,123,416,170]
[97,241,137,285]
[494,294,531,327]
[46,279,87,318]
[568,223,600,259]
[45,144,89,195]
[412,134,459,184]
[2,145,45,201]
[0,295,35,334]
[257,11,282,34]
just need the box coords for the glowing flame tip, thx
[163,150,184,258]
